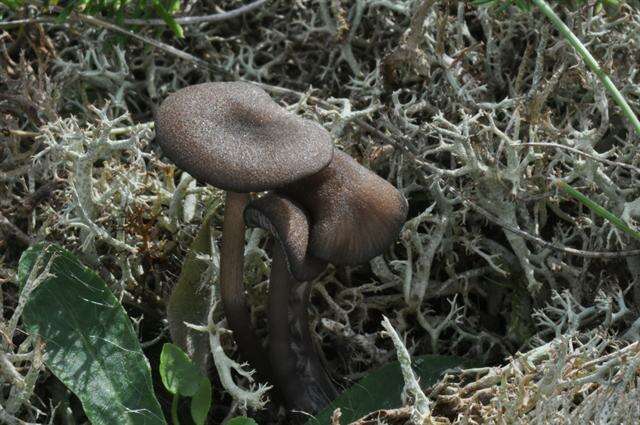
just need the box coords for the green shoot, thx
[474,0,640,137]
[0,0,185,37]
[556,180,640,241]
[531,0,640,137]
[159,343,212,425]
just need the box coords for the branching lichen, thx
[186,301,272,413]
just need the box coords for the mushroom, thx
[155,81,333,383]
[245,149,408,414]
[278,149,408,266]
[244,194,336,412]
[243,193,326,283]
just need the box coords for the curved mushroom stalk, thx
[245,148,409,413]
[245,194,337,413]
[270,245,337,413]
[273,148,408,406]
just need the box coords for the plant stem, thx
[219,191,271,383]
[532,0,640,136]
[171,394,180,425]
[555,180,640,241]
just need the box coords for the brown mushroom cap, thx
[244,193,327,281]
[155,82,333,192]
[278,149,408,265]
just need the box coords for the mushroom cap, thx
[278,150,408,265]
[155,82,333,193]
[244,193,327,282]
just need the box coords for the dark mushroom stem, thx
[290,281,338,410]
[219,191,271,382]
[268,243,296,401]
[244,193,337,411]
[269,243,338,413]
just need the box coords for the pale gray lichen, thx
[382,315,432,424]
[428,290,640,424]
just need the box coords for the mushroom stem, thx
[269,243,338,413]
[268,243,296,399]
[291,281,339,407]
[219,191,271,382]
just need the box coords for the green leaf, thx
[160,343,202,397]
[556,180,640,241]
[20,244,166,425]
[227,417,259,425]
[166,210,218,373]
[55,4,75,22]
[514,0,532,11]
[190,377,212,425]
[168,0,181,14]
[305,355,469,425]
[152,0,184,38]
[160,344,212,425]
[1,0,22,10]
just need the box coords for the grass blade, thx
[556,180,640,241]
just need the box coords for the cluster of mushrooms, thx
[155,82,407,414]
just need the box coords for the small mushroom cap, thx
[278,150,408,265]
[244,193,327,282]
[155,82,333,192]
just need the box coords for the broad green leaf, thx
[190,377,212,425]
[556,180,640,241]
[20,244,166,425]
[160,343,202,397]
[167,210,217,373]
[227,417,259,425]
[305,355,468,425]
